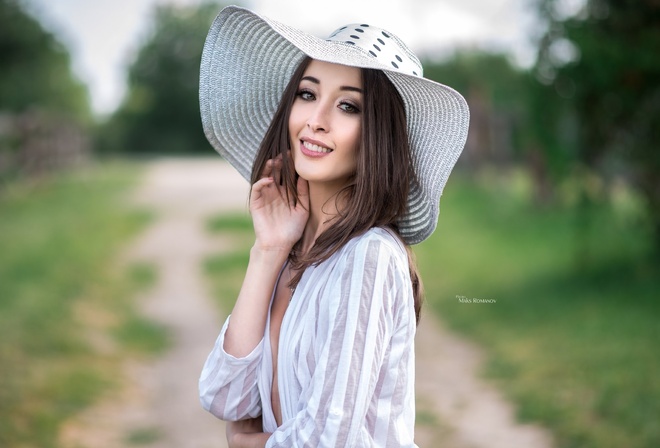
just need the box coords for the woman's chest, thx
[269,263,341,395]
[269,275,293,368]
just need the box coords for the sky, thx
[24,0,539,116]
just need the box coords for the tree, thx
[535,0,660,257]
[425,52,570,204]
[0,0,92,180]
[425,52,526,166]
[102,1,227,153]
[0,0,91,121]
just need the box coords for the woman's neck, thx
[299,181,347,254]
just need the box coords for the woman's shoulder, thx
[338,227,408,265]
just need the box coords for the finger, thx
[250,177,275,211]
[251,176,274,197]
[271,157,283,185]
[260,159,273,179]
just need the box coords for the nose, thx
[306,102,330,132]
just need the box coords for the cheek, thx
[346,122,361,151]
[288,111,302,150]
[288,102,308,133]
[287,113,297,138]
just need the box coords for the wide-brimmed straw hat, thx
[200,5,469,244]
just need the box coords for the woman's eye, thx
[339,102,360,114]
[297,90,315,101]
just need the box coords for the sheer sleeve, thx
[266,234,417,447]
[199,316,264,421]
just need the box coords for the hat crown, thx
[326,24,422,78]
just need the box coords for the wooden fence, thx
[0,109,90,181]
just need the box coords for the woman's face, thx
[289,60,362,191]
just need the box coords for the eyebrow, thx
[301,75,363,93]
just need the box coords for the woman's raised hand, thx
[221,154,308,359]
[250,154,309,252]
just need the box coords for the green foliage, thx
[0,0,93,183]
[535,0,660,255]
[0,0,91,122]
[0,161,165,446]
[425,52,528,168]
[425,52,527,114]
[424,52,575,205]
[101,1,228,153]
[416,171,659,448]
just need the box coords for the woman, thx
[198,6,469,447]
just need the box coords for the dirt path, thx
[414,316,554,447]
[61,158,553,447]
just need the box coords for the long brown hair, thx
[250,56,423,323]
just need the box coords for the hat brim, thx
[200,6,469,244]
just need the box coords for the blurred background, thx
[1,0,658,447]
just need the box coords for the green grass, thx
[114,262,170,354]
[0,161,168,447]
[207,213,254,233]
[203,172,659,447]
[415,169,659,448]
[125,426,163,445]
[415,409,440,427]
[204,213,252,311]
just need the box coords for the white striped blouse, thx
[199,227,419,447]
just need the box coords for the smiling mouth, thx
[301,140,332,154]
